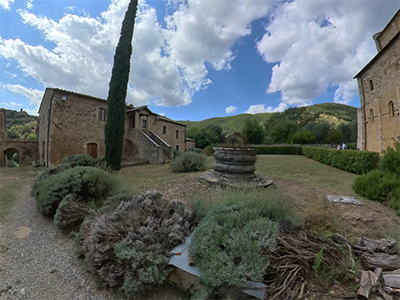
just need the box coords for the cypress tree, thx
[104,0,138,170]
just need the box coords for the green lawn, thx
[255,155,358,194]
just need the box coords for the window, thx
[142,119,146,128]
[163,126,167,134]
[369,79,374,91]
[99,108,106,121]
[370,109,374,122]
[129,116,134,128]
[176,145,179,151]
[389,101,394,117]
[176,130,179,139]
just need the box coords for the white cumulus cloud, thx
[225,105,237,114]
[3,84,44,112]
[246,102,288,114]
[257,0,399,106]
[0,0,14,10]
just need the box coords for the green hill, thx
[179,103,357,136]
[4,109,38,129]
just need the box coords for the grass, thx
[0,180,24,220]
[255,155,358,194]
[117,158,213,194]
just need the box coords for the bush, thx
[170,151,207,172]
[389,185,400,216]
[189,189,294,290]
[352,170,399,201]
[290,131,316,144]
[347,143,357,150]
[79,191,197,296]
[203,145,215,156]
[380,143,400,175]
[33,166,120,217]
[62,154,97,167]
[302,147,379,174]
[253,146,302,155]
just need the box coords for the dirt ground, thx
[1,168,399,300]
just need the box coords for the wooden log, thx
[354,237,397,254]
[379,287,394,300]
[382,270,400,289]
[357,268,382,300]
[361,253,400,271]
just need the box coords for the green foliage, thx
[202,145,215,156]
[290,130,316,144]
[181,103,356,141]
[380,143,400,175]
[190,189,294,289]
[252,145,302,155]
[206,124,225,143]
[32,166,120,217]
[347,143,357,150]
[22,124,31,134]
[4,109,38,129]
[313,247,324,275]
[115,242,171,296]
[388,185,400,216]
[302,147,379,174]
[242,118,264,144]
[104,0,138,171]
[170,151,207,172]
[301,121,331,143]
[26,133,37,140]
[352,170,399,201]
[193,129,219,149]
[267,119,298,144]
[6,128,21,139]
[326,129,343,144]
[337,121,357,143]
[62,154,97,167]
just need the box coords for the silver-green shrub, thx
[170,151,207,172]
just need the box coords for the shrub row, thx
[301,147,379,174]
[252,146,302,155]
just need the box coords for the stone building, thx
[355,9,400,153]
[35,87,194,167]
[0,108,38,167]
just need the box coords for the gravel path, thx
[0,179,115,300]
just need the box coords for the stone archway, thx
[4,148,20,167]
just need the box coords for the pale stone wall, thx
[147,115,186,151]
[376,10,400,50]
[0,139,38,166]
[357,29,400,152]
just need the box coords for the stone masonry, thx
[355,9,400,153]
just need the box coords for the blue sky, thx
[0,0,399,121]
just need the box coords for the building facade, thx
[37,88,193,167]
[355,9,400,153]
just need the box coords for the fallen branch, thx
[357,268,382,300]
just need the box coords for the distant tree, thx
[26,133,37,140]
[186,126,200,140]
[290,130,316,144]
[301,121,331,143]
[7,129,20,139]
[206,125,225,143]
[104,0,138,170]
[326,129,343,144]
[337,121,357,144]
[269,120,298,144]
[242,118,264,144]
[22,124,31,134]
[195,129,219,149]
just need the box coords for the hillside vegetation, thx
[179,103,357,135]
[4,109,38,129]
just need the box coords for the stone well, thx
[199,133,273,188]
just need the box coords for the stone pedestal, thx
[212,148,258,178]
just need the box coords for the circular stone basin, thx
[212,147,258,178]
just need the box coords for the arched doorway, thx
[4,148,19,167]
[87,143,98,158]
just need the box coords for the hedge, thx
[252,146,302,155]
[301,147,379,174]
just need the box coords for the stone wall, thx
[376,11,400,50]
[356,10,400,153]
[0,139,38,167]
